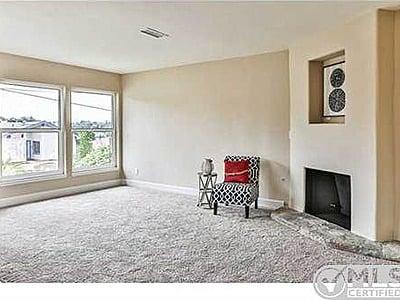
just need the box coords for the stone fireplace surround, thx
[271,208,400,262]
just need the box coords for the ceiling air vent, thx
[140,27,170,39]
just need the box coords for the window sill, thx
[0,172,67,187]
[0,167,119,187]
[71,167,119,177]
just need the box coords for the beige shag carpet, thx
[0,186,392,282]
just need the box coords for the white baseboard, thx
[124,179,197,196]
[0,179,123,209]
[258,197,285,209]
[124,179,284,209]
[289,203,304,212]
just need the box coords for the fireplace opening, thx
[305,168,351,230]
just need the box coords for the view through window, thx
[71,91,115,171]
[0,82,62,179]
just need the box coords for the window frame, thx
[69,87,118,175]
[0,78,66,185]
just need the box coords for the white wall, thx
[2,133,26,162]
[289,12,378,240]
[28,132,57,160]
[122,51,290,203]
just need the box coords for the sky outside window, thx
[0,83,59,126]
[0,84,112,127]
[71,91,112,128]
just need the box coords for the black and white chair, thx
[211,155,260,218]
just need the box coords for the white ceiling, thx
[0,1,398,74]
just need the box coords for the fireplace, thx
[305,168,351,230]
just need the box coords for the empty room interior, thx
[2,1,400,288]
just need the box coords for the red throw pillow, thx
[224,160,250,183]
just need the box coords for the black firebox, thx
[305,168,351,230]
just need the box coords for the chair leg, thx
[245,205,249,219]
[213,201,218,215]
[255,198,258,209]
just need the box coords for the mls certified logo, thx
[314,266,347,298]
[313,265,400,299]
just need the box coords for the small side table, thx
[197,172,217,208]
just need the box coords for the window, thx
[32,141,41,155]
[71,90,116,172]
[0,81,63,180]
[0,80,118,185]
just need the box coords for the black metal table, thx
[197,172,217,208]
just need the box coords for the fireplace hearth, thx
[305,168,351,230]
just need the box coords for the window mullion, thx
[65,86,72,177]
[0,130,2,178]
[0,128,61,133]
[72,128,114,132]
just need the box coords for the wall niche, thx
[309,50,346,124]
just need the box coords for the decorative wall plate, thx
[323,62,346,117]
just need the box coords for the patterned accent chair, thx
[212,155,260,218]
